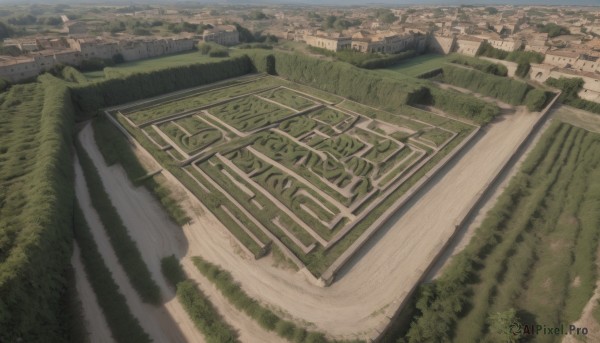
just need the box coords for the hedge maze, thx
[111,74,474,279]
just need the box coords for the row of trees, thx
[441,64,551,111]
[161,256,239,343]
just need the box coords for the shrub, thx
[546,77,600,114]
[161,255,186,287]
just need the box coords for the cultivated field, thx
[108,73,476,281]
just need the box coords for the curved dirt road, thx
[82,105,545,340]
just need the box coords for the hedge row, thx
[70,56,253,114]
[192,256,363,343]
[476,42,544,77]
[448,55,508,76]
[546,77,600,114]
[356,50,417,69]
[0,79,76,342]
[161,256,239,343]
[75,141,162,305]
[246,50,500,124]
[74,203,151,343]
[441,64,551,111]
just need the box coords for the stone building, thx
[305,34,351,52]
[455,35,484,56]
[202,25,239,46]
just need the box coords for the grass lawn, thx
[84,51,230,81]
[378,53,451,77]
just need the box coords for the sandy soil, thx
[71,244,114,343]
[78,124,283,343]
[86,99,546,341]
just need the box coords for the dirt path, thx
[94,103,545,340]
[427,107,552,279]
[71,244,114,343]
[78,124,283,343]
[74,155,188,343]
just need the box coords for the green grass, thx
[74,203,151,343]
[378,54,451,77]
[84,51,229,80]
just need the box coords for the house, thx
[202,25,239,46]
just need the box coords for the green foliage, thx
[177,280,240,343]
[401,123,600,342]
[160,256,240,342]
[75,141,162,305]
[476,42,544,78]
[192,256,362,343]
[0,80,75,342]
[306,46,416,69]
[0,21,14,39]
[426,87,500,124]
[448,55,507,76]
[71,56,252,114]
[546,77,600,114]
[441,64,547,109]
[92,116,190,225]
[161,255,187,287]
[74,203,151,343]
[488,309,522,343]
[60,66,88,84]
[0,77,9,92]
[537,23,570,38]
[523,88,553,112]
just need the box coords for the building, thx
[202,25,239,46]
[305,33,351,52]
[455,35,484,56]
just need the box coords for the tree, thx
[488,309,522,343]
[485,7,499,15]
[0,21,14,39]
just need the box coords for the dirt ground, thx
[77,125,283,343]
[72,244,114,343]
[78,101,545,340]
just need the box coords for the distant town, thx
[1,5,600,103]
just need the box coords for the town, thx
[1,5,600,103]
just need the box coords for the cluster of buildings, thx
[303,30,428,54]
[0,35,196,82]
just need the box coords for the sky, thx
[2,0,600,5]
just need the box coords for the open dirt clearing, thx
[78,124,284,343]
[71,244,113,343]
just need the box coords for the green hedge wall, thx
[0,79,75,342]
[71,56,253,114]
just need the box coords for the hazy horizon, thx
[1,0,599,6]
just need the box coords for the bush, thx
[74,204,151,343]
[448,55,508,76]
[75,141,162,305]
[546,77,600,114]
[0,80,75,342]
[159,256,239,343]
[71,56,252,114]
[191,256,357,342]
[161,255,186,287]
